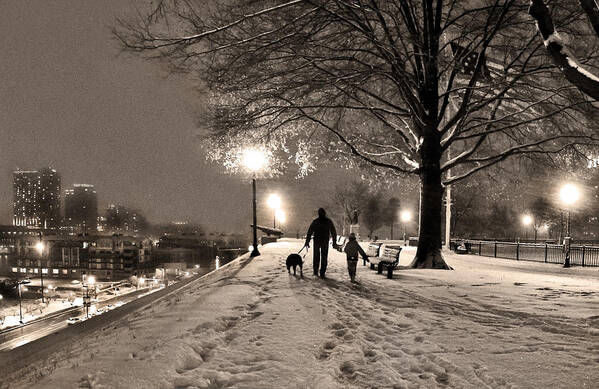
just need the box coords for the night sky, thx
[0,1,363,234]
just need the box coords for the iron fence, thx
[459,240,599,267]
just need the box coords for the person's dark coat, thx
[305,209,337,246]
[344,239,368,260]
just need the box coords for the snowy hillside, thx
[3,239,599,388]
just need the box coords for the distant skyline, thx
[0,1,347,234]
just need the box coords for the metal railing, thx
[457,240,599,267]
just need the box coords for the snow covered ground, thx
[3,239,598,388]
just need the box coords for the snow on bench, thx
[369,245,402,279]
[365,242,382,267]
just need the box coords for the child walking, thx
[343,233,369,283]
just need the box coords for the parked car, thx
[66,317,82,325]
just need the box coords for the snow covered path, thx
[3,239,598,388]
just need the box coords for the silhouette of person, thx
[304,208,338,278]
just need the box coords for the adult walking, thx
[304,208,338,278]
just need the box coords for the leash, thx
[298,245,309,259]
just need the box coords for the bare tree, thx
[529,0,599,100]
[115,0,598,269]
[361,191,385,238]
[331,180,370,230]
[383,197,401,239]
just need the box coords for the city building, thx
[13,168,61,228]
[64,184,98,232]
[86,235,136,280]
[105,204,148,235]
[10,234,87,280]
[8,233,147,281]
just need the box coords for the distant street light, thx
[242,148,266,257]
[522,214,533,241]
[400,210,412,246]
[267,194,282,228]
[36,234,45,304]
[559,183,580,268]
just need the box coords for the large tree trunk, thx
[409,136,452,270]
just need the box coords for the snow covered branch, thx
[529,0,599,100]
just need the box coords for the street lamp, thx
[267,194,282,228]
[522,214,533,241]
[242,148,266,257]
[17,279,30,324]
[35,235,45,304]
[83,275,95,318]
[400,210,412,246]
[560,183,579,268]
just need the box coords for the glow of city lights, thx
[400,210,412,222]
[560,183,580,206]
[267,193,282,210]
[35,242,44,254]
[248,245,254,251]
[87,275,95,286]
[139,277,145,285]
[522,215,533,226]
[242,149,266,172]
[275,209,286,224]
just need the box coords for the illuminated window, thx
[11,267,17,273]
[52,269,59,274]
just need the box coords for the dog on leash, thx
[286,253,303,276]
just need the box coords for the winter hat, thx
[348,233,356,240]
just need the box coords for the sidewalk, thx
[5,239,599,388]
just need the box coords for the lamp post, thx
[242,149,266,257]
[17,279,30,324]
[267,194,282,229]
[35,234,45,304]
[522,214,533,242]
[83,275,95,319]
[400,210,412,246]
[560,183,579,268]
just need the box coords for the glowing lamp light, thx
[35,242,44,254]
[87,275,95,286]
[560,184,579,206]
[139,277,145,285]
[400,210,412,223]
[522,215,533,226]
[242,149,266,172]
[248,245,254,252]
[267,194,282,210]
[275,209,286,224]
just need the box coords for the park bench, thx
[369,245,402,279]
[365,242,383,267]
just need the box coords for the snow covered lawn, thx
[3,239,598,388]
